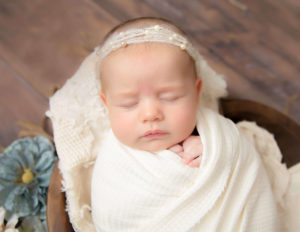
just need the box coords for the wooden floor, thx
[1,0,300,147]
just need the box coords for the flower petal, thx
[0,178,13,191]
[34,136,54,154]
[0,185,18,208]
[36,171,52,187]
[0,156,20,181]
[19,215,47,232]
[34,151,56,173]
[12,194,33,218]
[4,186,24,211]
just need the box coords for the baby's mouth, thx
[142,130,168,139]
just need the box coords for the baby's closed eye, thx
[159,91,185,102]
[116,98,139,108]
[159,93,181,101]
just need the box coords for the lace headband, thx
[94,24,227,112]
[95,25,195,60]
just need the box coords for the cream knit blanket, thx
[91,108,279,232]
[48,52,300,232]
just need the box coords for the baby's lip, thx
[142,130,168,138]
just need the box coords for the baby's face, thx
[100,43,201,151]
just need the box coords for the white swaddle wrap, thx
[91,108,279,232]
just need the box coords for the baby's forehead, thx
[100,43,196,85]
[103,42,194,68]
[100,43,197,92]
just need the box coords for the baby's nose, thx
[140,100,163,123]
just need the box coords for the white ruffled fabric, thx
[47,50,300,232]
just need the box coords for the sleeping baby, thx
[48,17,300,232]
[90,17,279,232]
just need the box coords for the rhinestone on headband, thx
[93,24,228,113]
[95,24,201,62]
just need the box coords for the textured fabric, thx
[47,50,300,232]
[91,108,279,232]
[237,121,300,232]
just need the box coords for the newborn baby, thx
[90,17,279,232]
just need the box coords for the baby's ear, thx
[196,78,202,97]
[99,91,107,106]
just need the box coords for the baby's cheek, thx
[109,112,136,144]
[171,106,197,138]
[174,105,197,125]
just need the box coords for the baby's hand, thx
[168,135,203,168]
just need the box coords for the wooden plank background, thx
[0,0,299,147]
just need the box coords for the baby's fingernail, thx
[182,158,190,164]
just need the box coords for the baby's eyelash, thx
[118,101,138,108]
[161,96,179,101]
[159,94,182,101]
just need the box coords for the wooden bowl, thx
[47,99,300,232]
[46,161,74,232]
[220,99,300,167]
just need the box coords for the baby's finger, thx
[187,156,201,168]
[168,144,184,157]
[182,155,199,165]
[181,149,201,163]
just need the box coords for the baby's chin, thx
[129,140,180,152]
[115,133,185,152]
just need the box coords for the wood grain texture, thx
[1,0,300,146]
[0,0,116,98]
[0,58,48,147]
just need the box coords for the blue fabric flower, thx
[0,136,56,220]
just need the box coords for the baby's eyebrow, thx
[112,85,185,98]
[114,91,138,98]
[158,85,185,92]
